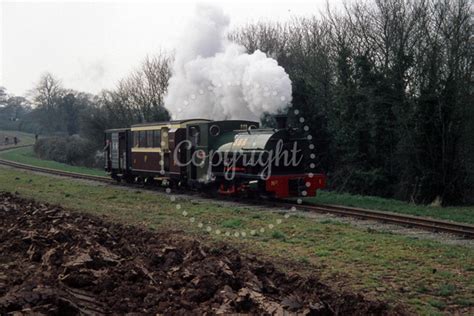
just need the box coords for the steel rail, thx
[273,201,474,238]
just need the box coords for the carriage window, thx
[139,131,147,147]
[153,130,161,147]
[133,132,139,147]
[146,130,153,147]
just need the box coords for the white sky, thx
[1,0,343,96]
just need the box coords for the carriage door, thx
[111,132,119,170]
[119,132,127,171]
[188,125,200,180]
[168,128,186,179]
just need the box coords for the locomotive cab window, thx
[209,125,220,136]
[190,126,200,145]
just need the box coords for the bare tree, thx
[28,73,65,133]
[31,73,64,110]
[115,52,172,122]
[230,21,289,60]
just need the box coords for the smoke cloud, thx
[164,4,292,122]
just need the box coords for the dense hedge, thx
[33,136,102,168]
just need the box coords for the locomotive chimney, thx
[274,114,288,129]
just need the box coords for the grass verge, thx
[0,167,472,315]
[0,146,106,177]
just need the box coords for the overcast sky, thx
[1,0,343,96]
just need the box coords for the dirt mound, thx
[0,192,401,315]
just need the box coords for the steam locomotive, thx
[104,116,325,198]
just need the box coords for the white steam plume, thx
[164,4,292,121]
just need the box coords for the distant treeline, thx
[0,0,472,205]
[232,0,473,205]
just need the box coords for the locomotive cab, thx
[185,120,259,186]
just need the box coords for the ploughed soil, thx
[0,192,402,315]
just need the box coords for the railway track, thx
[273,201,474,238]
[1,145,473,238]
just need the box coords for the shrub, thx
[34,136,100,168]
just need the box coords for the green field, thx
[0,167,472,314]
[307,192,474,225]
[0,146,106,176]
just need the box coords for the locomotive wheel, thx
[144,177,155,185]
